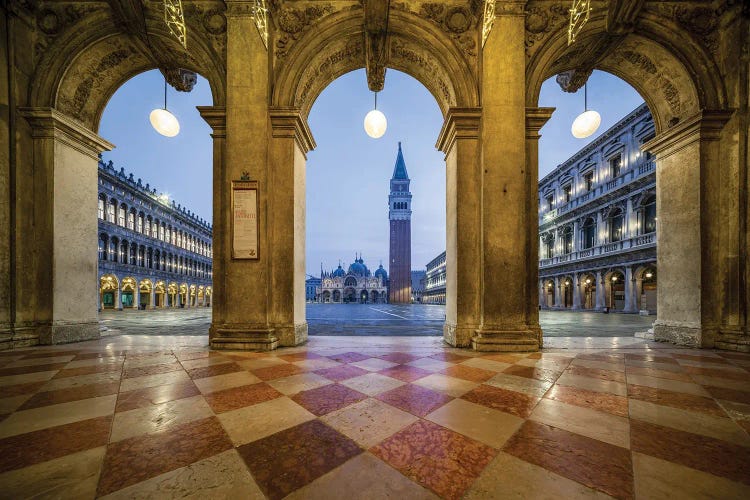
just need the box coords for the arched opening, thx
[561,276,574,309]
[154,281,166,308]
[99,274,119,310]
[121,277,136,309]
[606,271,626,312]
[138,279,153,310]
[581,274,597,310]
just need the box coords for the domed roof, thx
[375,264,388,280]
[347,257,370,277]
[331,265,345,278]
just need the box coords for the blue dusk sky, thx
[99,69,643,276]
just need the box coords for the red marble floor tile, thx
[631,419,750,485]
[326,352,371,364]
[291,383,367,416]
[526,352,543,359]
[0,415,112,473]
[628,384,728,417]
[376,384,453,417]
[72,351,127,360]
[371,419,496,499]
[19,351,79,359]
[314,364,369,382]
[203,382,282,414]
[545,384,629,417]
[175,351,226,361]
[53,362,123,379]
[440,364,496,382]
[503,364,562,384]
[482,353,522,364]
[705,385,750,405]
[187,362,243,380]
[97,416,233,496]
[115,380,201,413]
[504,420,633,500]
[462,384,539,418]
[429,352,468,363]
[682,365,749,381]
[378,365,432,383]
[624,353,679,364]
[237,419,362,500]
[377,352,423,364]
[278,352,324,362]
[673,353,733,364]
[575,353,625,363]
[123,361,183,379]
[624,365,693,382]
[0,362,68,377]
[566,365,626,383]
[0,381,45,399]
[252,363,304,381]
[19,381,120,411]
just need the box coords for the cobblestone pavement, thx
[100,306,655,338]
[0,336,748,499]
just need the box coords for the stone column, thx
[470,4,545,351]
[436,108,482,347]
[206,1,267,349]
[644,111,734,347]
[17,108,113,343]
[134,287,141,310]
[596,211,605,246]
[268,109,315,346]
[538,279,545,309]
[572,219,580,252]
[595,271,605,310]
[624,266,636,312]
[554,276,562,308]
[115,288,122,311]
[176,291,181,308]
[149,288,155,309]
[625,197,635,240]
[572,274,582,310]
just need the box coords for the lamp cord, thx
[374,92,378,110]
[584,83,588,112]
[164,78,168,110]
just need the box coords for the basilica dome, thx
[347,257,370,277]
[375,264,388,281]
[331,265,345,278]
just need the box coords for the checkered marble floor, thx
[0,338,749,499]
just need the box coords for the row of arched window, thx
[393,201,408,210]
[98,233,212,279]
[543,195,656,258]
[98,194,212,258]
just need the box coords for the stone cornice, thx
[18,107,114,160]
[197,106,227,138]
[641,109,735,158]
[436,107,482,154]
[526,107,555,139]
[225,0,256,18]
[269,107,317,155]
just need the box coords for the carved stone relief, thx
[34,2,102,63]
[391,1,477,59]
[275,4,336,60]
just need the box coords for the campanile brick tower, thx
[388,142,412,303]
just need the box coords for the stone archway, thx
[524,1,744,348]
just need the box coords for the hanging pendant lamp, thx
[571,83,601,139]
[364,92,387,139]
[150,78,180,137]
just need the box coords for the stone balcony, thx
[539,232,655,268]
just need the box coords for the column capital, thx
[197,106,226,138]
[436,107,481,154]
[269,107,317,155]
[642,109,734,158]
[18,107,113,160]
[525,107,556,139]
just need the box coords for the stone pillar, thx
[572,274,582,310]
[643,111,733,347]
[624,266,636,312]
[553,276,562,308]
[595,271,605,310]
[437,108,482,347]
[206,1,268,349]
[469,4,545,351]
[17,108,113,343]
[115,288,122,311]
[572,219,580,252]
[625,197,635,240]
[538,279,545,309]
[149,288,155,309]
[596,211,605,246]
[176,291,181,308]
[268,109,315,346]
[134,287,141,310]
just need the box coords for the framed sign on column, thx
[231,180,259,259]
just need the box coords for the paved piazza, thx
[0,335,748,498]
[100,305,655,338]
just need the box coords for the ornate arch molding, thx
[525,9,726,135]
[29,9,227,132]
[272,9,479,118]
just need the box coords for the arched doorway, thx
[121,277,136,309]
[606,271,626,312]
[561,277,574,309]
[581,274,597,310]
[99,275,119,310]
[139,280,153,310]
[543,280,555,309]
[168,283,178,308]
[154,281,166,308]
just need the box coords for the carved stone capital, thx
[641,109,734,158]
[18,107,114,160]
[269,107,317,154]
[525,107,556,138]
[163,68,198,92]
[436,107,481,154]
[197,106,226,138]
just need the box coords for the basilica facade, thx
[316,256,388,304]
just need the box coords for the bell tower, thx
[388,142,412,303]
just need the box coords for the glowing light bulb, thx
[364,109,387,139]
[571,110,601,139]
[150,108,180,137]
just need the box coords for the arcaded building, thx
[97,158,213,310]
[423,251,447,305]
[538,104,657,313]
